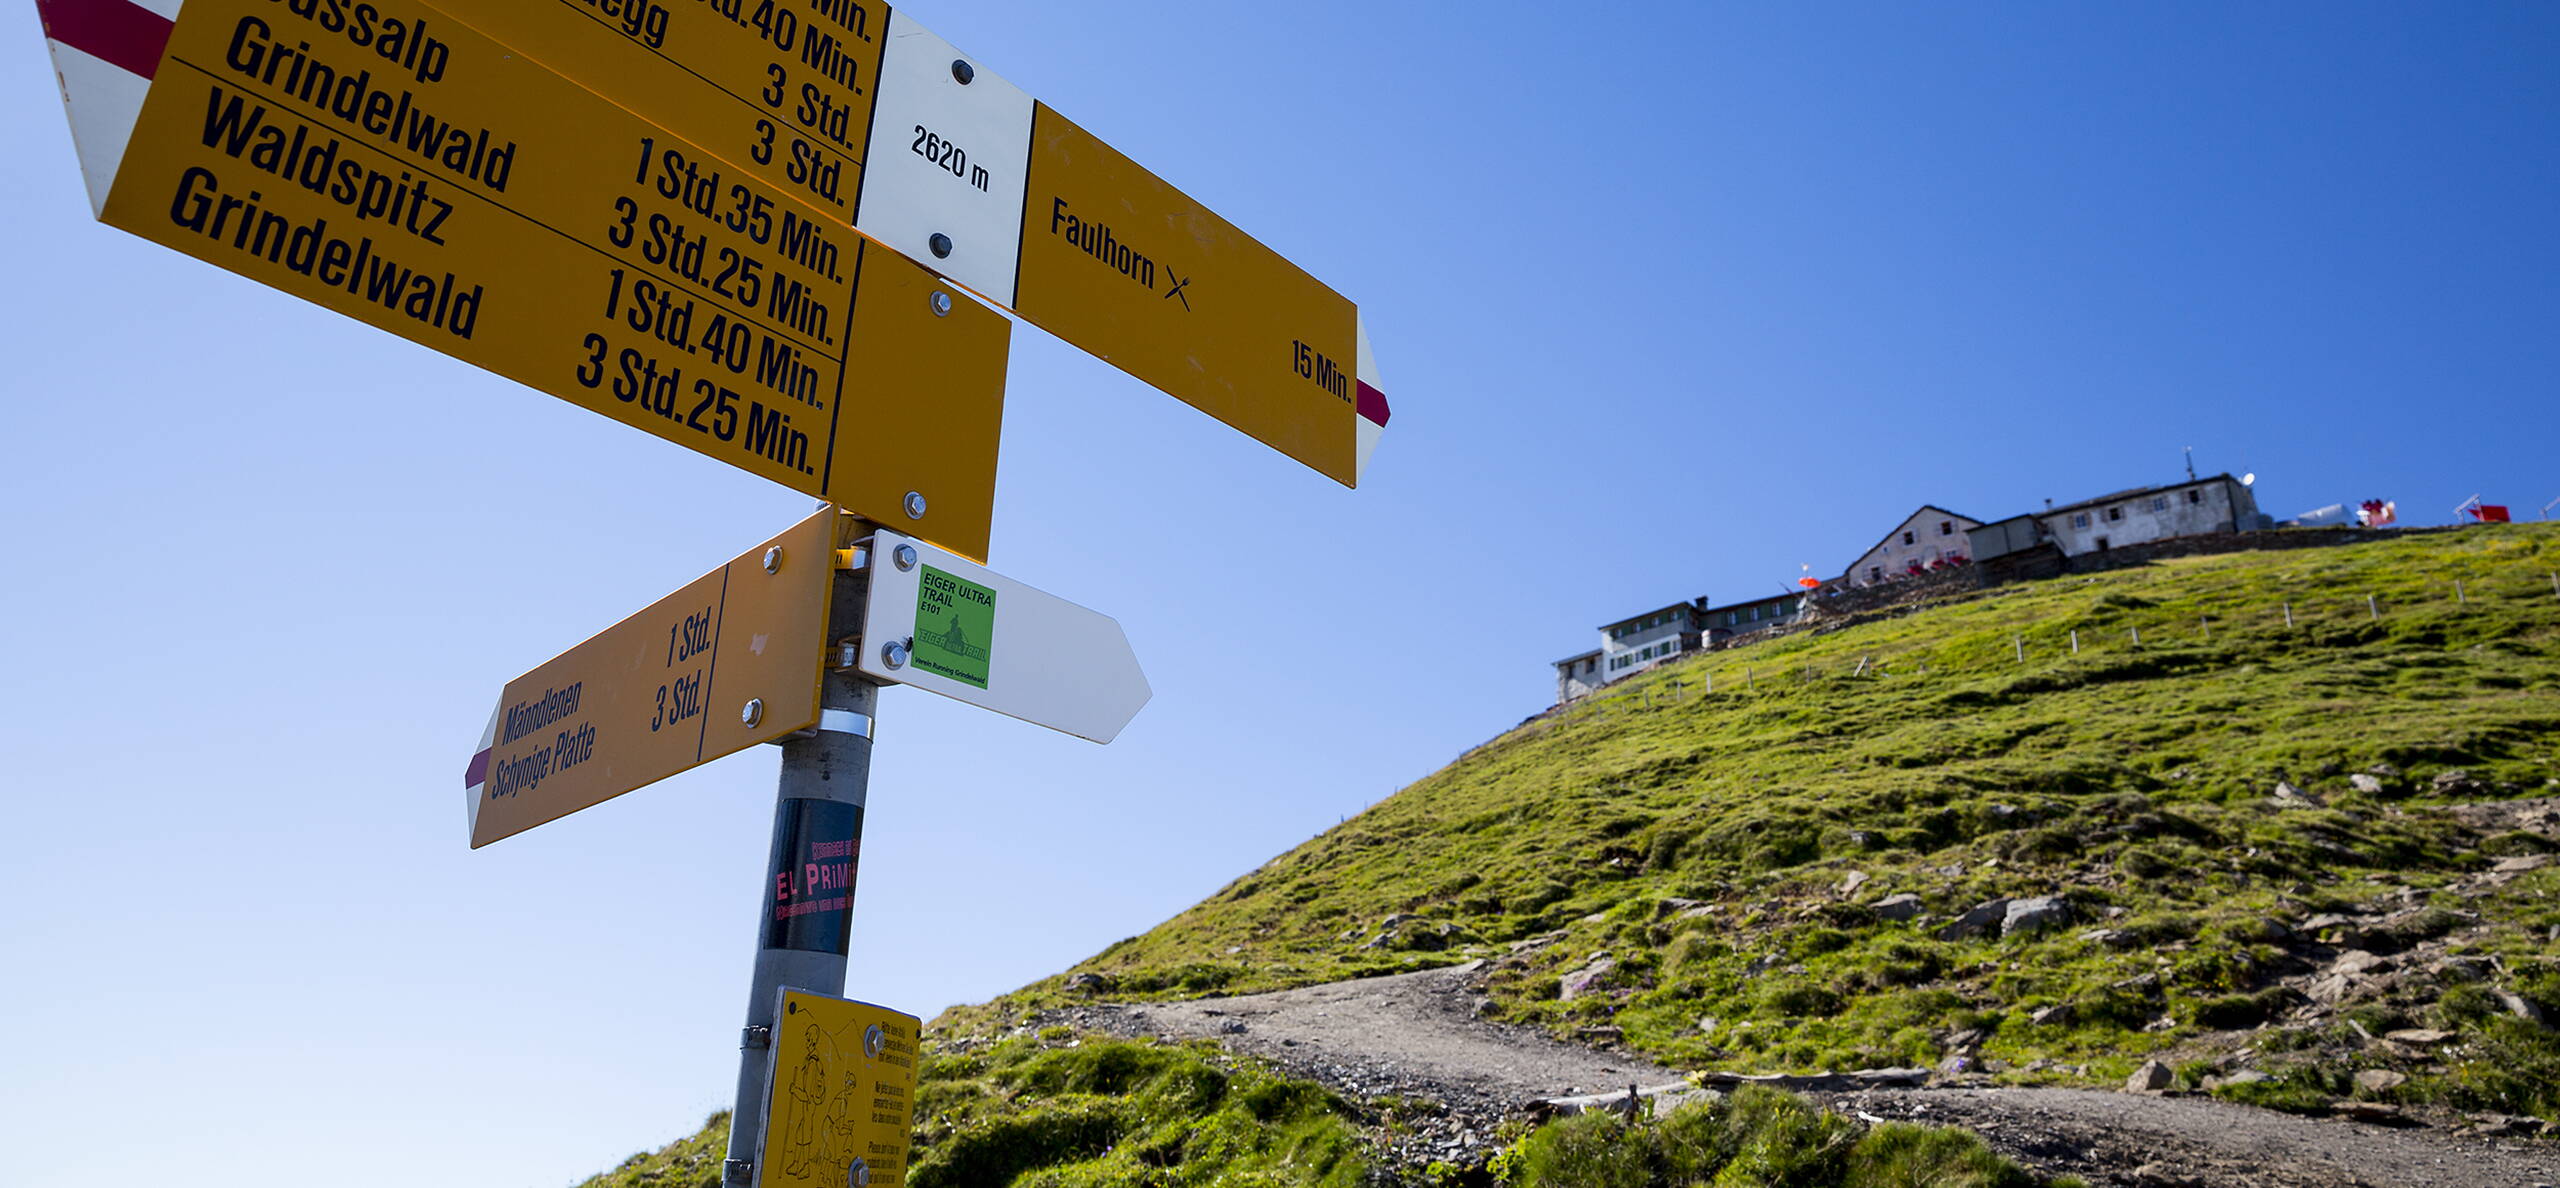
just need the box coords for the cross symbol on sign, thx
[1161,272,1193,311]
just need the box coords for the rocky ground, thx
[1044,962,2560,1187]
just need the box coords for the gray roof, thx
[1845,505,1983,570]
[1596,600,1702,632]
[2041,474,2239,519]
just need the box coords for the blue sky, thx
[4,2,2555,1185]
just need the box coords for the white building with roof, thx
[1843,505,1984,586]
[2031,474,2263,557]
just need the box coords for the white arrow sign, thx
[857,530,1150,743]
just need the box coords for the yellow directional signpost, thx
[463,508,842,848]
[418,0,1392,487]
[758,992,919,1188]
[38,2,1388,1185]
[47,0,1007,559]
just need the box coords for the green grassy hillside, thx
[1016,525,2560,1121]
[589,526,2560,1187]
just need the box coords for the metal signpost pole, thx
[724,544,879,1187]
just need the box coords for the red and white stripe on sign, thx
[36,0,174,79]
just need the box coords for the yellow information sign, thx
[1016,103,1366,485]
[100,0,1004,557]
[415,0,1390,488]
[464,508,843,848]
[414,0,886,223]
[760,990,919,1188]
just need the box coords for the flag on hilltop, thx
[2456,495,2511,524]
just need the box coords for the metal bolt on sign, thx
[904,492,929,520]
[929,233,954,259]
[951,59,976,84]
[762,547,783,574]
[894,544,920,572]
[741,699,765,728]
[882,640,911,670]
[930,291,954,317]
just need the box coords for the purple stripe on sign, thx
[463,749,491,788]
[1357,381,1391,427]
[35,0,175,81]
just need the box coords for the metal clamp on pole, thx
[819,709,874,738]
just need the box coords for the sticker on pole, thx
[912,567,995,689]
[859,531,1149,743]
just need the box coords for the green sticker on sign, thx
[914,565,996,689]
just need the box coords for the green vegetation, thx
[1024,526,2560,1119]
[1491,1086,2068,1187]
[595,526,2560,1187]
[910,1032,1368,1187]
[577,1035,1369,1188]
[581,1056,2066,1188]
[578,1111,728,1188]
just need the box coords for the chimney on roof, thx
[2044,498,2053,510]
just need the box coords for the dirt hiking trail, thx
[1043,964,2558,1187]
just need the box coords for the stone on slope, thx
[2355,1069,2408,1093]
[2272,780,2324,809]
[2002,896,2073,938]
[2493,989,2549,1027]
[1938,898,2011,941]
[1558,956,1617,1001]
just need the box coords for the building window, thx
[1940,521,1953,535]
[1583,659,1595,674]
[2107,507,2123,522]
[1901,531,1915,546]
[2189,489,2204,504]
[2072,512,2091,529]
[2149,495,2169,512]
[1868,566,1883,582]
[2095,536,2111,551]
